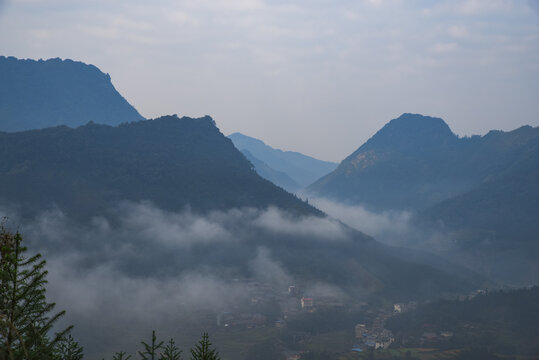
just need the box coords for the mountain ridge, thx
[0,115,320,218]
[0,56,144,131]
[308,113,539,285]
[229,132,338,188]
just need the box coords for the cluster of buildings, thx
[290,285,344,312]
[214,281,344,330]
[354,311,395,350]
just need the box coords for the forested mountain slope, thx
[0,115,318,218]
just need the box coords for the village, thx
[210,279,489,359]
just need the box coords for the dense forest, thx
[0,115,319,219]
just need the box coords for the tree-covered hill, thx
[0,56,144,132]
[386,287,539,356]
[308,114,539,213]
[307,114,539,285]
[0,115,318,218]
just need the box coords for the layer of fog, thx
[305,196,453,253]
[304,197,538,286]
[1,202,353,359]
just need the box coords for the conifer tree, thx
[189,333,220,360]
[54,334,83,360]
[0,225,72,360]
[138,331,163,360]
[160,338,182,360]
[112,351,132,360]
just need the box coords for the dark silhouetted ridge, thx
[0,115,319,218]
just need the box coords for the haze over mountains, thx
[0,56,144,131]
[308,113,539,285]
[229,132,338,191]
[240,148,301,193]
[0,57,478,292]
[0,56,536,358]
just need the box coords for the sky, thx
[1,0,538,161]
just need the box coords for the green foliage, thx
[112,351,132,360]
[0,115,319,219]
[139,331,163,360]
[386,287,539,355]
[242,339,284,360]
[160,338,182,360]
[54,334,83,360]
[299,350,333,360]
[189,333,220,360]
[286,309,366,335]
[0,225,72,360]
[455,348,505,360]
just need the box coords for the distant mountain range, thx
[0,116,318,218]
[308,113,539,284]
[0,56,144,131]
[0,115,477,301]
[240,149,301,192]
[229,132,338,191]
[0,57,495,298]
[309,113,468,210]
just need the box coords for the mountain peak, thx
[0,56,144,132]
[360,113,457,152]
[378,113,455,139]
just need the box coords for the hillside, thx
[386,287,539,356]
[308,114,539,212]
[420,126,539,236]
[0,113,478,302]
[307,114,467,210]
[417,131,539,284]
[0,115,318,218]
[308,114,539,285]
[0,56,144,131]
[229,132,338,188]
[241,149,301,192]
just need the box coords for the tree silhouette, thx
[190,333,220,360]
[160,338,182,360]
[0,224,72,360]
[54,334,83,360]
[139,331,163,360]
[112,351,132,360]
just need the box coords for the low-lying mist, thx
[1,202,358,358]
[306,197,537,287]
[1,199,484,358]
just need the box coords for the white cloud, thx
[432,42,459,53]
[448,25,469,38]
[253,206,348,240]
[306,197,412,245]
[1,0,538,162]
[458,0,514,15]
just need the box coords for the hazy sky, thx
[1,0,538,161]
